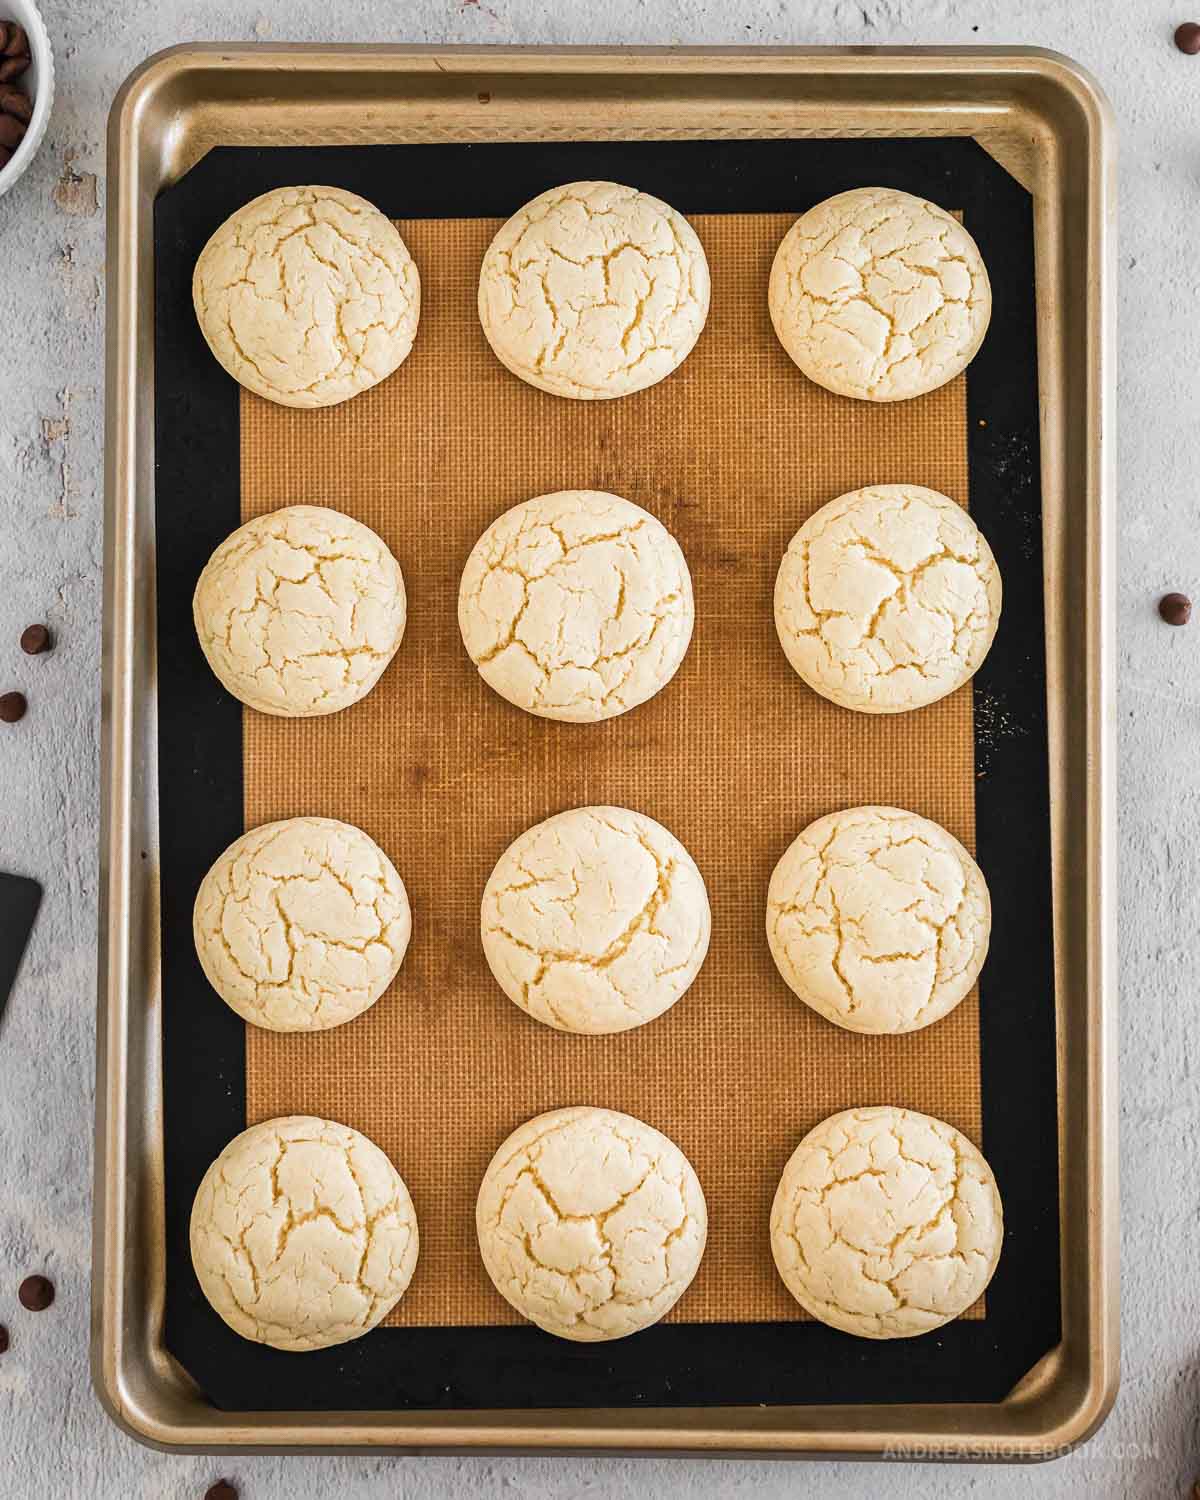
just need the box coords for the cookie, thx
[768,186,991,402]
[481,805,710,1034]
[193,817,411,1033]
[458,490,693,722]
[193,505,406,718]
[770,1106,1003,1339]
[767,806,990,1034]
[193,185,420,408]
[476,1107,707,1340]
[478,180,710,399]
[190,1115,418,1351]
[774,484,1001,714]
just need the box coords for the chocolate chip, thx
[18,1275,53,1311]
[0,692,26,723]
[0,1325,8,1354]
[477,91,491,104]
[0,84,30,124]
[0,25,28,85]
[205,1482,238,1500]
[0,22,28,57]
[1178,20,1200,51]
[0,112,24,150]
[1159,591,1192,625]
[20,624,50,655]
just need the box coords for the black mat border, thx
[154,137,1060,1413]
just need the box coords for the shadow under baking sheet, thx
[154,136,1059,1412]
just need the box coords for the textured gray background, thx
[0,0,1174,1495]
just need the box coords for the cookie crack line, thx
[784,1155,964,1303]
[491,847,675,975]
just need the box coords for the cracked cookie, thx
[194,505,406,717]
[774,483,1002,713]
[481,805,710,1034]
[194,817,411,1033]
[190,1115,419,1350]
[458,489,694,722]
[478,180,710,399]
[768,186,991,402]
[770,1105,1003,1339]
[476,1106,707,1340]
[767,805,990,1034]
[193,185,420,408]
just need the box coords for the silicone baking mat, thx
[154,138,1059,1411]
[240,211,978,1328]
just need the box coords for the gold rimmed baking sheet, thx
[239,210,980,1327]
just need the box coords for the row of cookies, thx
[194,801,988,1041]
[193,180,992,410]
[190,1102,1003,1351]
[193,486,1002,724]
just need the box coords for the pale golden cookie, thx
[767,806,990,1034]
[193,185,420,409]
[478,180,709,399]
[482,805,710,1034]
[458,490,693,722]
[476,1107,707,1340]
[193,817,411,1033]
[774,484,1001,714]
[771,1106,1003,1339]
[190,1115,419,1351]
[193,505,406,719]
[768,186,991,402]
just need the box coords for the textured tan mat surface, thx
[240,212,981,1326]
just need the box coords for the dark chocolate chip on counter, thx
[20,624,50,655]
[0,692,26,723]
[0,1325,8,1353]
[205,1482,238,1500]
[1159,591,1192,625]
[18,1275,53,1311]
[1177,21,1200,51]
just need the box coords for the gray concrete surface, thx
[0,0,1179,1495]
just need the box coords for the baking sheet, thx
[153,136,1059,1411]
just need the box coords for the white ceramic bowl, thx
[0,0,52,200]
